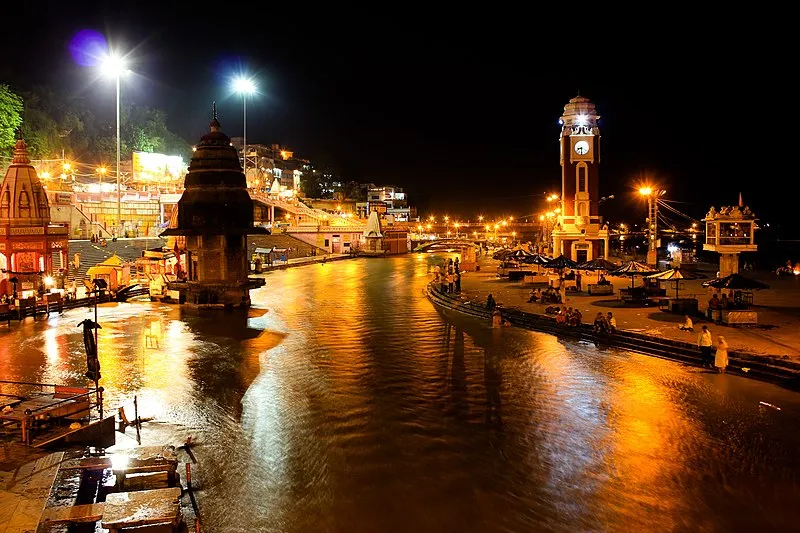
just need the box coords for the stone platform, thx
[458,257,800,366]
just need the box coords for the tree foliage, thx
[0,81,190,163]
[0,84,23,154]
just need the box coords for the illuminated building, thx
[703,204,758,277]
[551,95,609,261]
[161,106,267,307]
[0,138,69,297]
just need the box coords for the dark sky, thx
[2,5,795,233]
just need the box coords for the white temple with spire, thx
[362,210,384,254]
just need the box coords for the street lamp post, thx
[638,186,664,267]
[101,54,130,238]
[233,77,256,175]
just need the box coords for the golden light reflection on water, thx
[2,257,800,532]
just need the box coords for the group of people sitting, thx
[707,292,743,314]
[593,312,617,334]
[527,287,562,304]
[547,306,583,326]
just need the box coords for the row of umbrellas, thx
[493,247,770,297]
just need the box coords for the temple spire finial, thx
[12,128,30,165]
[209,101,221,132]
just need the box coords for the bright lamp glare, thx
[233,77,256,94]
[101,54,130,77]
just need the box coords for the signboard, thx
[132,152,186,185]
[55,192,72,204]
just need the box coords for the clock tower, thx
[551,95,609,262]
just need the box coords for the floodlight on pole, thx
[233,77,256,176]
[101,52,131,238]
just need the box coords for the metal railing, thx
[0,379,104,445]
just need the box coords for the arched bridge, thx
[413,239,483,252]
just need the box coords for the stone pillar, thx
[552,235,561,257]
[604,236,609,259]
[719,253,739,277]
[270,205,275,223]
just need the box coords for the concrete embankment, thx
[425,283,800,390]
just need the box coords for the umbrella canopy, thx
[492,249,514,260]
[521,253,552,265]
[611,260,658,275]
[546,254,578,270]
[702,273,770,290]
[577,257,619,272]
[646,267,706,297]
[610,260,660,288]
[646,267,705,281]
[508,248,534,260]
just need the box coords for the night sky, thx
[2,5,794,233]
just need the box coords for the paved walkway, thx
[456,257,800,363]
[0,450,62,533]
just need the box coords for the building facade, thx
[551,95,609,262]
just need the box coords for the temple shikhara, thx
[0,138,69,297]
[161,106,266,307]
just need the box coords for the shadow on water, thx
[179,307,286,419]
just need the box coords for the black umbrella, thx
[577,257,618,281]
[577,257,619,272]
[508,249,534,260]
[610,260,660,288]
[545,254,578,270]
[702,273,770,290]
[521,253,552,265]
[492,249,513,260]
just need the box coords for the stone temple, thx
[1,137,69,297]
[161,106,266,307]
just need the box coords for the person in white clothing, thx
[679,314,694,331]
[698,325,713,368]
[715,335,729,373]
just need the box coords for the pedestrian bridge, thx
[249,192,363,229]
[413,239,482,252]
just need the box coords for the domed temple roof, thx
[162,104,266,236]
[0,138,51,227]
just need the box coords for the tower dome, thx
[0,138,51,227]
[562,94,596,116]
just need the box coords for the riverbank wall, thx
[425,283,800,390]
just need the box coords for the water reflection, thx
[2,256,800,531]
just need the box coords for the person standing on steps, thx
[698,325,713,368]
[715,335,729,373]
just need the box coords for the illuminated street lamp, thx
[233,76,256,174]
[454,222,460,238]
[101,53,131,237]
[97,166,107,186]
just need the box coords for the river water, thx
[2,255,799,532]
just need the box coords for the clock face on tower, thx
[574,140,589,155]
